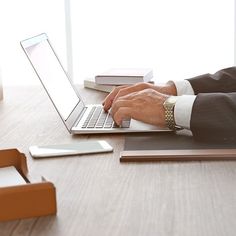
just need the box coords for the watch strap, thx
[163,96,182,131]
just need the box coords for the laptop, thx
[20,33,169,134]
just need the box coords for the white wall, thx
[0,0,234,86]
[71,0,234,83]
[0,0,66,86]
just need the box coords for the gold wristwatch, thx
[163,96,182,131]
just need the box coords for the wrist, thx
[165,81,177,95]
[154,82,177,96]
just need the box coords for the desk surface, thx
[0,86,236,236]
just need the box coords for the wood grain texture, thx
[0,86,236,236]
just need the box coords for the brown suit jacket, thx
[187,67,236,141]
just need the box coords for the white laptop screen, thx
[23,34,80,120]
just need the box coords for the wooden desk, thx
[0,86,236,236]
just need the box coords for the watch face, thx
[168,96,178,104]
[164,96,178,108]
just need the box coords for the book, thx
[0,166,26,187]
[84,78,155,93]
[120,132,236,162]
[84,78,116,93]
[95,68,153,85]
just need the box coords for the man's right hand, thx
[102,81,177,111]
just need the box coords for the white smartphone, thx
[29,140,113,158]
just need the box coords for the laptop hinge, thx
[72,107,87,128]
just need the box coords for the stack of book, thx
[84,68,154,93]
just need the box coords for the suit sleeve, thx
[187,67,236,94]
[184,67,236,141]
[190,93,236,142]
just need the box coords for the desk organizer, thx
[0,149,57,221]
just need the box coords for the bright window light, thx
[0,0,234,86]
[71,0,234,83]
[0,0,66,86]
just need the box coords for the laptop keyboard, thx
[82,106,130,129]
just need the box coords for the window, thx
[0,0,234,85]
[0,0,66,85]
[70,0,234,83]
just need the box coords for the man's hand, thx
[102,82,177,111]
[103,83,152,111]
[111,88,170,127]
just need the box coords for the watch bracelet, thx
[165,109,176,130]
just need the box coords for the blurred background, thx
[0,0,234,86]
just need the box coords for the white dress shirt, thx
[171,80,196,129]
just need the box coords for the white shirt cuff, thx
[171,80,195,96]
[174,95,196,129]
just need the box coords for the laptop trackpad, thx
[129,119,169,131]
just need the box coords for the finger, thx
[113,82,152,104]
[102,85,129,111]
[111,99,134,118]
[113,107,133,125]
[102,82,151,110]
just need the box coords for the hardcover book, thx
[95,68,153,85]
[84,78,116,93]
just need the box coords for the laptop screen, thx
[22,34,80,121]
